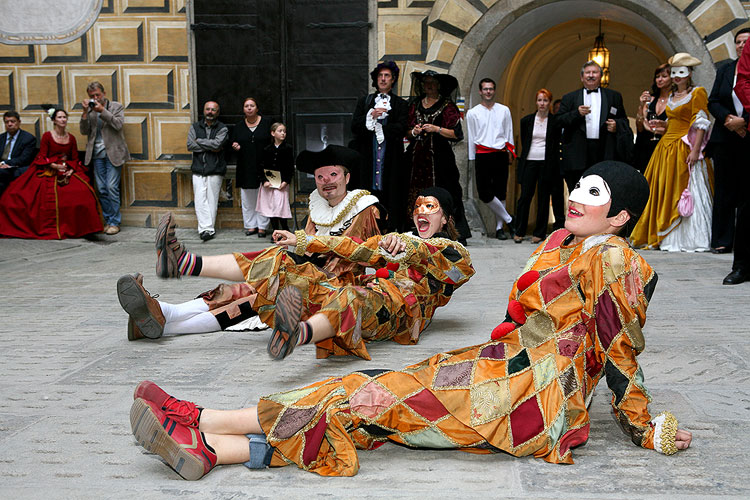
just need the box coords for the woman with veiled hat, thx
[405,70,471,243]
[631,53,714,251]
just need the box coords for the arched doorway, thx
[433,0,724,234]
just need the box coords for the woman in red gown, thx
[0,108,103,239]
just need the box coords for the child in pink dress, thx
[256,123,293,231]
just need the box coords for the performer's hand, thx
[686,148,700,167]
[371,107,387,119]
[379,234,406,256]
[606,118,616,133]
[578,105,591,116]
[279,181,287,189]
[263,181,271,188]
[272,230,296,248]
[0,162,8,169]
[675,429,692,450]
[232,142,241,151]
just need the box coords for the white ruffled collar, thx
[308,189,379,233]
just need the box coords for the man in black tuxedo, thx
[351,61,409,232]
[0,111,37,196]
[707,28,750,255]
[556,61,631,191]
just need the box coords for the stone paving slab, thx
[0,228,748,499]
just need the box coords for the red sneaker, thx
[130,398,217,480]
[133,381,202,428]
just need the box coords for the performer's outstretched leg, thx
[155,212,244,281]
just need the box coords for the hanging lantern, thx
[588,21,610,87]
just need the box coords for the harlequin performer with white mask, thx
[127,161,691,481]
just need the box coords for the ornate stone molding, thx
[0,0,102,45]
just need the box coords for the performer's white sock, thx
[159,298,209,323]
[487,197,512,229]
[164,311,221,335]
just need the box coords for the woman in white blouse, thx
[513,88,564,243]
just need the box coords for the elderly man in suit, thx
[556,61,631,191]
[0,111,36,196]
[708,28,750,255]
[81,81,131,235]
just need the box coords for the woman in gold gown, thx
[631,53,713,251]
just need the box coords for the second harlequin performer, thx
[129,161,691,481]
[117,145,383,356]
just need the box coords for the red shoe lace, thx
[161,397,200,427]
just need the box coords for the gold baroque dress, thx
[631,87,713,251]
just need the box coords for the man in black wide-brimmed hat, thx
[116,145,385,352]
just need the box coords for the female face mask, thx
[568,174,611,206]
[670,66,690,78]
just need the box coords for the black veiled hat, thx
[296,145,362,186]
[417,186,454,218]
[581,161,649,221]
[409,70,459,100]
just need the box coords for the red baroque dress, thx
[0,132,102,239]
[257,230,676,476]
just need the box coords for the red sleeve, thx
[31,132,52,168]
[68,135,82,170]
[440,101,461,129]
[407,102,418,128]
[735,47,750,129]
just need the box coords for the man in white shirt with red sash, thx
[466,77,516,240]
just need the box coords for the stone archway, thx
[396,0,748,234]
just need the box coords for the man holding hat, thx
[116,145,384,348]
[351,61,409,232]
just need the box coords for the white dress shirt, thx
[466,102,514,160]
[583,88,601,139]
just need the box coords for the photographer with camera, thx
[81,81,130,235]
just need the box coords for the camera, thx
[88,100,96,110]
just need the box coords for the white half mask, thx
[569,174,611,206]
[670,66,690,78]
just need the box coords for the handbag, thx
[677,165,694,217]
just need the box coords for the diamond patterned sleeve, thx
[591,245,662,449]
[298,233,390,266]
[395,237,475,286]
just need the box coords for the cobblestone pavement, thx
[1,227,748,499]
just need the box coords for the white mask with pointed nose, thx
[568,175,611,206]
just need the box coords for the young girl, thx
[256,122,293,232]
[130,162,692,480]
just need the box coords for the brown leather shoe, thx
[117,273,165,339]
[127,273,146,341]
[155,212,184,279]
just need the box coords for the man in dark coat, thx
[556,61,631,191]
[0,111,37,196]
[351,61,409,232]
[707,28,750,255]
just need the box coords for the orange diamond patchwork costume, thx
[256,230,674,474]
[252,162,682,475]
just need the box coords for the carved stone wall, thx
[0,0,193,228]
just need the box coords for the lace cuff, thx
[691,110,711,131]
[378,234,414,263]
[651,411,679,455]
[293,230,311,255]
